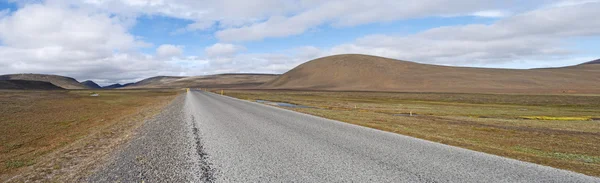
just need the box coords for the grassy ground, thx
[218,90,600,177]
[0,89,180,181]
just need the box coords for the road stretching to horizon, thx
[87,90,599,182]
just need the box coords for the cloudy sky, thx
[0,0,599,85]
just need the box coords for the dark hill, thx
[582,59,600,65]
[102,83,134,89]
[0,80,64,90]
[81,80,101,89]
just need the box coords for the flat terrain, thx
[262,54,600,94]
[88,90,598,182]
[0,90,179,182]
[220,90,600,176]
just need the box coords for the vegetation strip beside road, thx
[218,90,600,177]
[0,89,181,182]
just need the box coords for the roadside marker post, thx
[221,90,224,95]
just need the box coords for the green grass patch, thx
[514,147,600,163]
[4,159,35,169]
[520,116,593,121]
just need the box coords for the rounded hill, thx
[0,74,88,89]
[81,80,102,89]
[261,54,600,93]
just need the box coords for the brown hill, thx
[0,80,64,90]
[126,76,186,88]
[0,74,88,89]
[125,74,279,89]
[261,54,600,94]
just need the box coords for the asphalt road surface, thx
[88,90,599,182]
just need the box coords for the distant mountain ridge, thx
[1,56,598,93]
[124,74,279,89]
[0,74,88,89]
[81,80,101,89]
[102,83,134,89]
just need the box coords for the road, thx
[88,90,599,182]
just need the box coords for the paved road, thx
[88,90,599,182]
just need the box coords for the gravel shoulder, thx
[86,94,203,182]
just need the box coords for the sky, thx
[0,0,599,85]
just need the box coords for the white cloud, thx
[471,10,510,18]
[295,46,323,60]
[1,0,598,85]
[0,9,9,19]
[61,0,520,42]
[197,52,314,74]
[216,15,314,42]
[0,2,176,85]
[156,44,184,58]
[215,0,508,42]
[171,20,214,35]
[75,0,303,29]
[310,2,600,67]
[0,3,145,52]
[548,0,600,7]
[204,43,246,58]
[0,1,305,84]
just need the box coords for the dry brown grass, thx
[220,90,600,177]
[0,89,180,181]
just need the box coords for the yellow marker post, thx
[186,88,190,92]
[220,90,224,95]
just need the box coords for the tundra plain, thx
[0,90,180,182]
